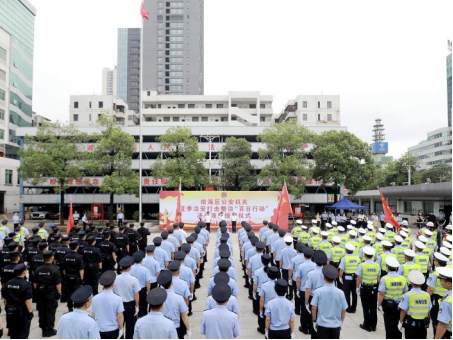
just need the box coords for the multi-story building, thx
[117,28,141,112]
[0,0,36,159]
[408,126,452,170]
[102,67,117,96]
[69,95,135,127]
[31,112,51,127]
[0,156,20,214]
[447,42,452,127]
[142,0,204,95]
[276,95,346,133]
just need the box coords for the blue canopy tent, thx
[327,197,365,210]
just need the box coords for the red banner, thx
[380,191,400,231]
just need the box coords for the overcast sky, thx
[30,0,452,158]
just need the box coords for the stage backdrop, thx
[159,191,280,229]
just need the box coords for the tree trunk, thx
[109,192,114,223]
[59,182,65,226]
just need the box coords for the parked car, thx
[30,207,60,220]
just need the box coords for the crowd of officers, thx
[239,218,452,339]
[0,215,451,339]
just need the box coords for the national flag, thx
[175,179,182,223]
[271,181,293,231]
[380,191,400,231]
[67,202,74,234]
[140,0,150,21]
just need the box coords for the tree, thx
[258,122,313,196]
[221,137,255,190]
[414,163,452,184]
[311,130,374,194]
[152,127,207,189]
[381,153,417,186]
[85,116,138,221]
[20,123,83,225]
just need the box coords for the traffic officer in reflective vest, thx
[399,249,420,279]
[355,245,380,332]
[339,243,360,313]
[414,241,430,277]
[399,270,431,339]
[427,252,449,337]
[434,266,452,339]
[378,256,408,339]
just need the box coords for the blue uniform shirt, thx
[208,276,239,296]
[184,255,197,272]
[57,309,100,339]
[247,253,264,274]
[271,238,285,257]
[291,254,305,279]
[179,263,196,285]
[267,232,279,247]
[245,247,257,263]
[171,275,191,300]
[142,255,160,283]
[154,246,170,269]
[253,267,270,293]
[92,289,124,332]
[437,290,452,332]
[130,263,152,289]
[201,306,240,339]
[162,288,188,328]
[311,283,348,328]
[303,265,324,294]
[265,296,295,330]
[259,279,277,307]
[206,295,239,314]
[113,271,141,302]
[279,246,297,270]
[212,266,237,281]
[133,311,178,339]
[161,239,176,256]
[297,259,316,288]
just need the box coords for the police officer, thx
[133,287,178,339]
[153,236,171,269]
[311,264,348,339]
[113,256,141,339]
[296,246,315,334]
[339,243,360,313]
[157,269,190,339]
[130,251,152,317]
[427,252,449,336]
[57,285,100,339]
[278,234,296,299]
[434,266,452,339]
[201,284,240,339]
[264,279,296,339]
[91,271,125,339]
[377,256,408,339]
[355,245,380,332]
[4,263,33,339]
[258,265,280,333]
[136,222,150,252]
[82,235,102,295]
[289,242,305,314]
[62,240,85,311]
[98,231,117,272]
[399,270,431,339]
[34,250,61,337]
[399,249,420,279]
[143,245,161,288]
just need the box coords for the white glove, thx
[313,321,317,330]
[356,287,360,294]
[305,303,311,313]
[290,333,295,339]
[187,329,192,338]
[189,294,193,301]
[264,329,269,339]
[259,311,264,318]
[377,305,382,312]
[398,321,403,332]
[288,279,292,285]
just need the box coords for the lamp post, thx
[200,135,219,183]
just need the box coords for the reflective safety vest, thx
[367,231,376,243]
[414,254,430,274]
[384,231,395,242]
[407,291,430,320]
[331,247,345,263]
[392,246,406,265]
[402,239,412,249]
[298,232,310,245]
[402,262,420,279]
[291,227,303,240]
[310,236,322,250]
[432,272,447,297]
[374,242,383,256]
[319,241,332,255]
[344,254,360,274]
[383,275,407,300]
[13,227,27,243]
[361,262,380,285]
[340,235,348,247]
[380,252,392,272]
[425,238,436,250]
[422,247,434,258]
[37,228,47,239]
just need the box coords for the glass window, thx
[188,104,195,108]
[0,129,4,140]
[0,88,5,101]
[163,117,170,122]
[0,47,6,62]
[0,69,6,81]
[0,108,4,120]
[201,117,208,122]
[178,103,185,108]
[5,169,13,186]
[327,101,332,109]
[170,43,183,49]
[249,104,256,109]
[205,104,212,108]
[302,101,308,108]
[73,114,78,121]
[317,101,321,108]
[89,101,92,108]
[169,36,184,42]
[98,101,103,108]
[216,104,224,108]
[303,113,308,121]
[260,103,266,109]
[192,116,199,122]
[317,114,321,121]
[169,78,183,84]
[170,71,183,77]
[172,116,180,121]
[327,114,332,121]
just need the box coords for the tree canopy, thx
[221,137,255,190]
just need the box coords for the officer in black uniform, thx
[62,240,85,311]
[113,227,129,266]
[98,230,117,272]
[0,251,21,298]
[34,250,61,337]
[125,223,139,255]
[4,263,33,339]
[137,222,150,252]
[82,235,102,295]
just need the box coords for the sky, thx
[30,0,453,158]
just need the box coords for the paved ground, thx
[4,230,435,339]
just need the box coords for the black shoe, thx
[360,324,371,332]
[192,295,197,301]
[188,311,193,316]
[371,326,376,332]
[298,326,309,335]
[295,310,300,315]
[257,328,265,334]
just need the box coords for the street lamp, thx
[200,135,219,183]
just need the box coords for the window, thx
[216,104,224,108]
[98,101,103,108]
[170,71,183,77]
[302,101,308,108]
[178,103,185,108]
[5,169,13,186]
[188,104,195,108]
[172,116,179,121]
[260,116,266,122]
[170,43,183,49]
[89,114,92,121]
[205,104,212,108]
[249,104,256,109]
[0,47,6,62]
[0,128,3,140]
[0,108,4,120]
[89,101,92,108]
[0,89,5,101]
[169,78,183,84]
[317,101,321,108]
[169,36,184,42]
[192,117,199,122]
[201,117,208,122]
[163,117,170,122]
[327,101,332,109]
[221,117,228,122]
[260,103,266,109]
[73,114,79,121]
[317,114,321,121]
[302,113,308,121]
[0,69,6,81]
[327,114,332,121]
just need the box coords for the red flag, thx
[271,182,293,231]
[380,191,400,231]
[140,0,150,21]
[175,180,182,223]
[66,202,74,234]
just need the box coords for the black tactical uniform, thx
[125,225,139,255]
[98,232,117,272]
[136,223,150,252]
[62,242,85,311]
[113,231,128,264]
[82,237,102,295]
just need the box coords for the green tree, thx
[258,122,313,196]
[153,127,207,189]
[221,137,255,190]
[414,163,452,184]
[85,116,138,221]
[382,153,417,186]
[20,123,84,225]
[311,130,374,194]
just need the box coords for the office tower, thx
[0,0,36,158]
[102,67,117,96]
[117,28,141,112]
[447,41,452,127]
[142,0,204,95]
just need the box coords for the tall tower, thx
[142,0,204,95]
[371,118,388,155]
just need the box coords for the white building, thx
[0,156,20,214]
[0,27,11,158]
[276,95,347,133]
[69,95,135,127]
[102,67,117,96]
[32,112,51,127]
[408,126,452,170]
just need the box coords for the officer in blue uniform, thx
[278,235,297,299]
[265,279,296,339]
[258,265,280,334]
[296,246,315,333]
[142,245,160,289]
[311,264,348,339]
[201,284,240,339]
[133,287,178,339]
[130,251,152,317]
[91,270,124,339]
[57,285,100,339]
[434,266,452,339]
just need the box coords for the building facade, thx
[276,95,347,133]
[102,67,117,96]
[0,0,36,159]
[447,46,452,127]
[117,28,141,112]
[142,0,204,95]
[0,156,20,214]
[69,95,135,127]
[408,126,452,170]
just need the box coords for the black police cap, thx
[181,243,191,253]
[217,258,231,271]
[186,236,196,243]
[322,264,339,280]
[145,245,155,253]
[313,250,328,266]
[133,251,145,263]
[267,266,280,280]
[153,237,162,246]
[174,251,186,261]
[70,285,93,304]
[261,254,272,265]
[219,249,231,259]
[303,247,314,257]
[147,287,167,306]
[255,241,265,250]
[213,271,229,285]
[119,256,134,269]
[296,242,306,253]
[161,231,169,239]
[157,269,172,286]
[13,263,26,274]
[167,260,181,272]
[212,284,231,303]
[99,270,116,286]
[275,278,288,295]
